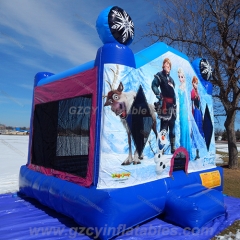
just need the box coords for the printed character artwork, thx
[151,58,176,154]
[177,68,191,156]
[191,76,204,138]
[103,65,157,166]
[98,53,216,189]
[154,129,171,175]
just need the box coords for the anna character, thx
[191,76,204,138]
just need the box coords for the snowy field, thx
[0,135,240,240]
[215,142,240,165]
[0,135,29,194]
[216,142,240,153]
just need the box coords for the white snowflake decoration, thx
[200,59,212,80]
[111,10,134,43]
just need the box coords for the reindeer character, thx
[103,66,158,165]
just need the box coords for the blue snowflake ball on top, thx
[200,59,212,81]
[96,6,134,46]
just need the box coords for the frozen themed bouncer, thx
[19,6,226,240]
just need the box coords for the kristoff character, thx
[151,58,176,154]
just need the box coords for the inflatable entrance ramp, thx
[164,172,225,229]
[19,5,226,240]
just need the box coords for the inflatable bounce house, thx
[19,6,226,240]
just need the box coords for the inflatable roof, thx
[19,6,226,240]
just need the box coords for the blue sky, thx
[0,0,158,127]
[0,0,238,130]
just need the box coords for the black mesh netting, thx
[203,105,213,151]
[32,95,92,178]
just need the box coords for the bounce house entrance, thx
[169,147,189,176]
[173,152,186,172]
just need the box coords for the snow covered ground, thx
[0,135,240,240]
[215,142,240,165]
[216,142,240,153]
[215,230,240,239]
[0,135,29,194]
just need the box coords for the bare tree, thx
[215,128,223,137]
[142,0,240,168]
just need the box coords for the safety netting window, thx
[31,95,92,178]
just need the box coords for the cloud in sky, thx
[18,84,33,90]
[0,1,99,65]
[0,0,158,127]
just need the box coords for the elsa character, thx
[177,68,191,157]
